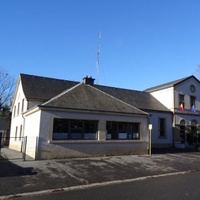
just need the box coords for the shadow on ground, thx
[152,147,199,154]
[0,155,37,177]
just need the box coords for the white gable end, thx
[149,87,174,111]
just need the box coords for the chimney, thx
[83,76,95,85]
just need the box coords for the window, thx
[159,118,166,137]
[190,85,196,93]
[17,102,20,115]
[19,125,23,140]
[106,121,140,140]
[53,119,69,140]
[190,96,196,112]
[180,119,186,143]
[21,99,24,112]
[179,94,184,110]
[52,118,98,140]
[15,126,18,141]
[191,119,197,126]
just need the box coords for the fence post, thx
[22,136,27,161]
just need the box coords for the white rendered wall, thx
[36,109,149,159]
[174,78,200,111]
[9,80,28,151]
[149,111,173,147]
[150,87,174,111]
[23,110,41,159]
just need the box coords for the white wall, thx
[150,87,174,111]
[149,111,173,147]
[10,80,27,151]
[35,109,149,159]
[23,110,41,158]
[174,78,200,112]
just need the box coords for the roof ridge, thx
[89,85,148,115]
[42,82,82,106]
[144,75,195,92]
[94,84,146,93]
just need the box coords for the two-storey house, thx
[146,75,200,148]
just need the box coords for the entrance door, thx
[180,126,185,143]
[187,120,198,145]
[180,119,186,144]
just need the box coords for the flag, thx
[191,104,196,112]
[179,103,184,111]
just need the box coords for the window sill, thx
[49,139,144,144]
[158,136,167,139]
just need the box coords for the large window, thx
[106,121,140,140]
[53,118,98,140]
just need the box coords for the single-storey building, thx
[9,74,173,159]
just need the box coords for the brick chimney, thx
[83,76,95,85]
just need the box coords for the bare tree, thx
[0,69,15,111]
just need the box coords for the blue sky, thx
[0,0,200,90]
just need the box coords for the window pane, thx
[83,120,98,140]
[53,119,68,140]
[106,121,140,140]
[53,119,98,140]
[179,94,184,108]
[190,96,196,112]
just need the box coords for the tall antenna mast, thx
[96,32,101,84]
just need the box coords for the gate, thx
[0,135,27,161]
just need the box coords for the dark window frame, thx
[52,118,98,140]
[179,94,185,109]
[190,96,196,109]
[106,121,140,140]
[158,118,166,138]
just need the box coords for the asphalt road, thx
[16,171,200,200]
[1,148,200,199]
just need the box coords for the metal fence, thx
[0,136,27,161]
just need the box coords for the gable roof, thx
[94,85,170,112]
[145,75,200,92]
[20,73,79,101]
[19,73,170,113]
[41,83,147,115]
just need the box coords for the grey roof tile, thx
[20,74,79,101]
[20,73,171,113]
[94,85,170,112]
[42,83,147,115]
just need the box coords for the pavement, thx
[0,147,200,199]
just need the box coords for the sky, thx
[0,0,200,90]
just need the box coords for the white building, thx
[10,74,174,160]
[146,75,200,148]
